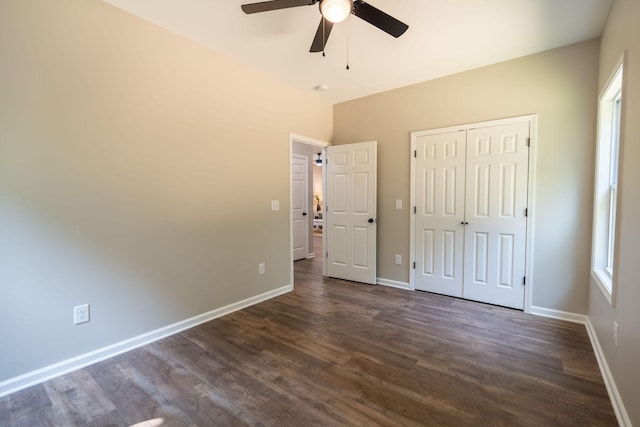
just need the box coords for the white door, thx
[326,141,377,284]
[414,130,466,296]
[463,122,529,309]
[292,154,309,261]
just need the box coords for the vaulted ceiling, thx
[102,0,612,103]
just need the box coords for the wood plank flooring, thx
[0,237,617,426]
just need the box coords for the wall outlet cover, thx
[74,304,90,325]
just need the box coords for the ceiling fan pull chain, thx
[346,35,350,69]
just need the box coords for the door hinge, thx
[414,150,417,158]
[523,276,526,285]
[527,137,531,147]
[413,206,417,214]
[413,261,416,269]
[525,208,528,217]
[326,251,328,258]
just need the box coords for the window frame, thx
[591,53,625,306]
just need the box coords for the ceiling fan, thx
[241,0,409,53]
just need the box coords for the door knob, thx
[368,218,375,223]
[302,212,307,216]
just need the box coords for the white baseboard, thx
[585,318,632,427]
[529,306,588,324]
[0,284,293,399]
[377,277,412,290]
[530,306,630,426]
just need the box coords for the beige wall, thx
[589,0,640,424]
[0,0,332,382]
[334,40,600,314]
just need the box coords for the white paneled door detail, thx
[414,131,466,296]
[413,120,529,309]
[463,123,529,309]
[292,154,308,261]
[326,141,377,284]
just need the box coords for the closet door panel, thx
[414,131,466,297]
[463,122,529,309]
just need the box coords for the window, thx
[592,58,624,304]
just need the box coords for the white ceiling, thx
[102,0,612,104]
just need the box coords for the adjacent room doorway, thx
[290,134,329,284]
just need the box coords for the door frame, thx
[409,115,538,313]
[289,134,330,287]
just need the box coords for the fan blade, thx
[352,0,408,37]
[310,18,334,52]
[241,0,315,14]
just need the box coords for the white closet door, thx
[414,131,466,296]
[463,122,529,309]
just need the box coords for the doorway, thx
[289,134,329,285]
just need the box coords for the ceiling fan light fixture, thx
[320,0,352,24]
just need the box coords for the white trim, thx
[409,114,537,312]
[529,306,588,324]
[530,306,631,426]
[306,253,315,259]
[592,270,613,305]
[0,284,293,399]
[409,137,417,290]
[377,277,411,290]
[591,51,626,308]
[524,116,537,314]
[585,318,632,427]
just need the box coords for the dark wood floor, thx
[0,237,617,426]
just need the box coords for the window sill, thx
[592,269,613,306]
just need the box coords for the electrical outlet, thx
[74,304,90,325]
[613,321,619,346]
[258,262,266,275]
[395,254,402,265]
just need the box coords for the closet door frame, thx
[409,115,537,313]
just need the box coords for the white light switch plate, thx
[395,199,402,210]
[271,200,280,211]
